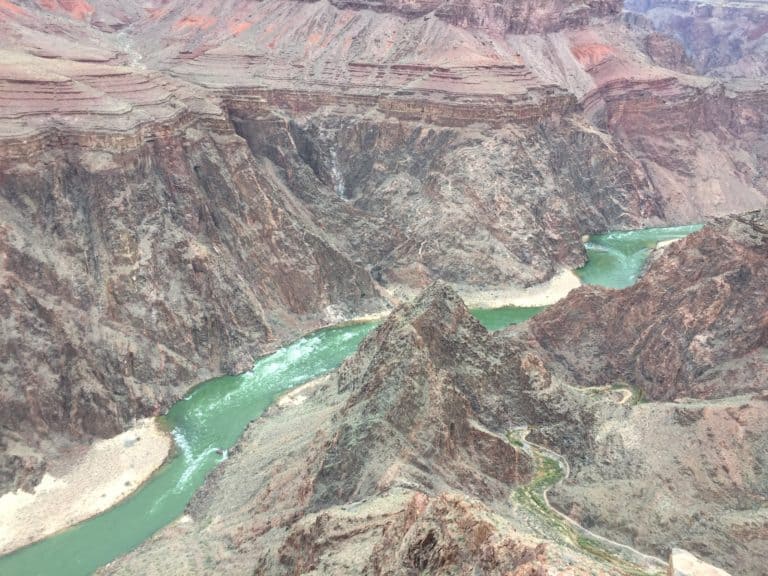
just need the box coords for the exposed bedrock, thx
[0,113,384,493]
[549,392,768,576]
[228,100,660,288]
[529,209,768,402]
[313,283,536,508]
[523,210,768,574]
[624,0,768,77]
[101,284,616,576]
[324,0,623,33]
[0,0,766,496]
[105,215,768,573]
[643,31,695,72]
[583,77,768,221]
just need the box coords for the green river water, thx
[0,224,701,576]
[575,224,703,289]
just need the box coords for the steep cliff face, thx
[0,0,651,492]
[643,31,695,72]
[566,14,768,222]
[229,105,658,289]
[588,75,768,221]
[529,209,768,401]
[1,0,767,494]
[286,0,623,32]
[0,60,384,492]
[100,285,619,576]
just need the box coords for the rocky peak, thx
[313,282,532,509]
[530,208,768,400]
[338,281,486,395]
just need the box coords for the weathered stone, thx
[1,0,767,507]
[530,210,768,401]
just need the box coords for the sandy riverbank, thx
[0,418,171,556]
[274,374,332,409]
[381,269,582,311]
[458,269,582,309]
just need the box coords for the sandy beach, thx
[0,418,171,556]
[382,269,582,311]
[274,374,332,409]
[458,269,582,309]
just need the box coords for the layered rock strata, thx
[1,0,767,494]
[106,211,766,575]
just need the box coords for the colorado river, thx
[0,224,700,576]
[576,224,702,288]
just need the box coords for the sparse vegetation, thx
[510,430,664,576]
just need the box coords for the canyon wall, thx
[226,98,658,289]
[104,213,767,574]
[526,209,768,574]
[0,60,384,492]
[0,0,766,492]
[530,209,768,401]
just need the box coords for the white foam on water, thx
[171,429,193,464]
[285,336,319,362]
[246,337,321,383]
[152,329,363,511]
[585,242,628,260]
[173,446,220,493]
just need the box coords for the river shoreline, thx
[380,269,582,311]
[0,270,581,559]
[458,269,582,309]
[0,418,172,556]
[0,224,704,575]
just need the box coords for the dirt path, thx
[514,427,668,573]
[513,380,665,573]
